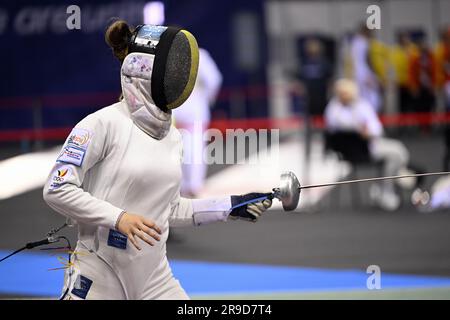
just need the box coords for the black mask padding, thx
[127,25,199,111]
[151,26,181,111]
[164,32,191,108]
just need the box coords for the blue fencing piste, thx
[2,250,450,297]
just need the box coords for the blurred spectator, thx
[350,24,382,112]
[296,38,333,116]
[390,32,418,113]
[341,32,354,79]
[408,36,436,116]
[445,125,450,171]
[173,48,222,198]
[368,33,389,91]
[434,27,450,110]
[412,124,450,212]
[325,79,410,211]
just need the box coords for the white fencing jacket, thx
[43,101,231,297]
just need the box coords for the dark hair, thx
[105,19,133,64]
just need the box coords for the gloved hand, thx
[230,192,273,222]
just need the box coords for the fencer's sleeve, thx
[168,193,232,227]
[43,114,124,229]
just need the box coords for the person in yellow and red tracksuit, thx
[390,32,419,114]
[407,36,436,126]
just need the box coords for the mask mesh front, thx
[164,32,191,107]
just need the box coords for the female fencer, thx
[43,20,272,300]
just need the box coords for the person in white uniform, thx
[173,48,222,197]
[42,21,272,300]
[325,79,409,211]
[350,26,381,112]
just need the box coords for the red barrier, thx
[208,112,450,132]
[0,92,119,109]
[0,112,449,142]
[0,87,449,141]
[0,128,71,142]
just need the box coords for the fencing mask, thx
[120,25,199,139]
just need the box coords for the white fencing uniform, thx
[350,34,381,112]
[173,48,222,195]
[43,101,233,299]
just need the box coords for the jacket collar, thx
[121,73,172,140]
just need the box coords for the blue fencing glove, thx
[230,192,273,222]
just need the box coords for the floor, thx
[1,132,449,299]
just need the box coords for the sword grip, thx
[230,193,273,210]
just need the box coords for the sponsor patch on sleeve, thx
[49,166,72,190]
[57,128,92,167]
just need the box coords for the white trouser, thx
[177,121,208,195]
[173,96,210,196]
[370,137,409,193]
[62,246,189,300]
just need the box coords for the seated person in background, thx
[324,79,410,211]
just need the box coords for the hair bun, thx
[105,20,132,63]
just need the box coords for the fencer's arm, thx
[43,115,124,230]
[168,196,232,227]
[44,178,124,230]
[169,193,272,227]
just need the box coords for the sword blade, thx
[299,172,450,190]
